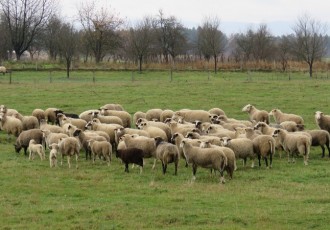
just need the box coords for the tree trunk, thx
[66,59,71,78]
[214,55,218,74]
[309,62,313,78]
[139,56,143,73]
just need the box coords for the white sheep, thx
[58,137,81,169]
[100,103,124,111]
[269,109,304,125]
[28,139,45,160]
[315,111,330,133]
[173,109,212,123]
[205,124,236,139]
[208,108,226,116]
[216,114,252,127]
[0,111,23,139]
[79,109,100,122]
[154,136,179,175]
[180,139,228,183]
[99,108,131,128]
[133,111,146,127]
[185,131,221,146]
[57,113,87,130]
[0,66,8,74]
[32,108,46,124]
[42,129,69,149]
[160,109,174,122]
[145,108,163,121]
[39,119,64,133]
[13,113,39,130]
[272,129,311,165]
[252,135,276,168]
[49,143,59,168]
[138,121,168,141]
[88,139,112,166]
[242,104,270,124]
[220,137,256,168]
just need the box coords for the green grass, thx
[0,70,330,229]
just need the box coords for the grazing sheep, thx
[88,139,112,166]
[44,108,61,125]
[295,126,330,158]
[252,135,276,168]
[42,129,69,149]
[79,109,100,122]
[269,109,304,125]
[185,131,221,146]
[242,104,270,124]
[120,134,156,159]
[136,118,172,141]
[99,108,131,128]
[49,143,59,168]
[208,108,226,116]
[116,148,144,173]
[14,129,44,155]
[0,105,19,116]
[160,109,174,122]
[92,113,123,126]
[244,127,260,140]
[72,129,107,160]
[254,122,277,136]
[101,103,124,111]
[133,111,146,127]
[180,139,227,183]
[32,109,46,124]
[57,113,87,130]
[28,139,45,160]
[173,109,212,123]
[220,137,256,168]
[145,108,163,121]
[0,111,23,139]
[13,113,39,130]
[272,129,311,165]
[217,114,252,127]
[279,121,300,132]
[154,136,179,175]
[199,140,236,177]
[0,66,8,74]
[205,124,236,139]
[315,111,330,133]
[58,137,80,169]
[168,121,195,137]
[114,127,150,146]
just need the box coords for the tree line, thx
[0,0,329,78]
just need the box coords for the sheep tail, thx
[221,151,228,171]
[268,140,275,156]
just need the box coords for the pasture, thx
[0,70,329,229]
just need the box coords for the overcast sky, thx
[58,0,329,36]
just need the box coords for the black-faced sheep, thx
[28,139,45,160]
[116,148,144,173]
[49,143,59,168]
[14,129,44,155]
[315,111,330,133]
[154,136,179,175]
[252,135,276,168]
[269,109,304,125]
[180,139,227,183]
[88,139,112,166]
[272,129,311,165]
[58,137,81,169]
[0,111,23,139]
[242,104,270,124]
[220,137,256,168]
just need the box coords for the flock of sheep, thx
[0,103,330,184]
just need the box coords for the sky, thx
[58,0,330,36]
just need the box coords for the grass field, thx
[0,70,329,229]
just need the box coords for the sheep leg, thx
[75,154,79,169]
[29,150,32,160]
[258,154,261,167]
[125,163,129,173]
[174,162,178,176]
[264,157,268,168]
[139,166,143,174]
[152,159,157,170]
[303,154,308,166]
[219,170,225,184]
[67,156,71,168]
[270,154,273,168]
[192,164,197,180]
[161,162,166,174]
[320,145,325,158]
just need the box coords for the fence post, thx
[49,71,52,83]
[170,69,173,82]
[93,71,95,83]
[9,71,12,84]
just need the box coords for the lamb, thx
[173,109,212,123]
[154,136,179,175]
[57,137,81,169]
[72,128,108,160]
[160,109,174,122]
[0,66,8,74]
[315,111,330,133]
[220,137,256,168]
[116,148,144,173]
[145,108,163,121]
[0,111,23,139]
[88,139,112,166]
[272,129,311,165]
[99,108,131,128]
[133,111,146,127]
[28,139,45,160]
[199,140,236,177]
[180,139,227,183]
[137,121,168,141]
[14,129,44,155]
[242,104,270,124]
[49,143,59,168]
[252,135,276,168]
[32,109,46,124]
[269,109,304,125]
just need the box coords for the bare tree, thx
[125,17,154,73]
[236,29,255,63]
[154,10,187,64]
[276,35,294,72]
[197,16,227,73]
[0,0,56,60]
[252,24,274,61]
[58,23,78,78]
[78,1,124,63]
[42,14,62,60]
[292,14,328,78]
